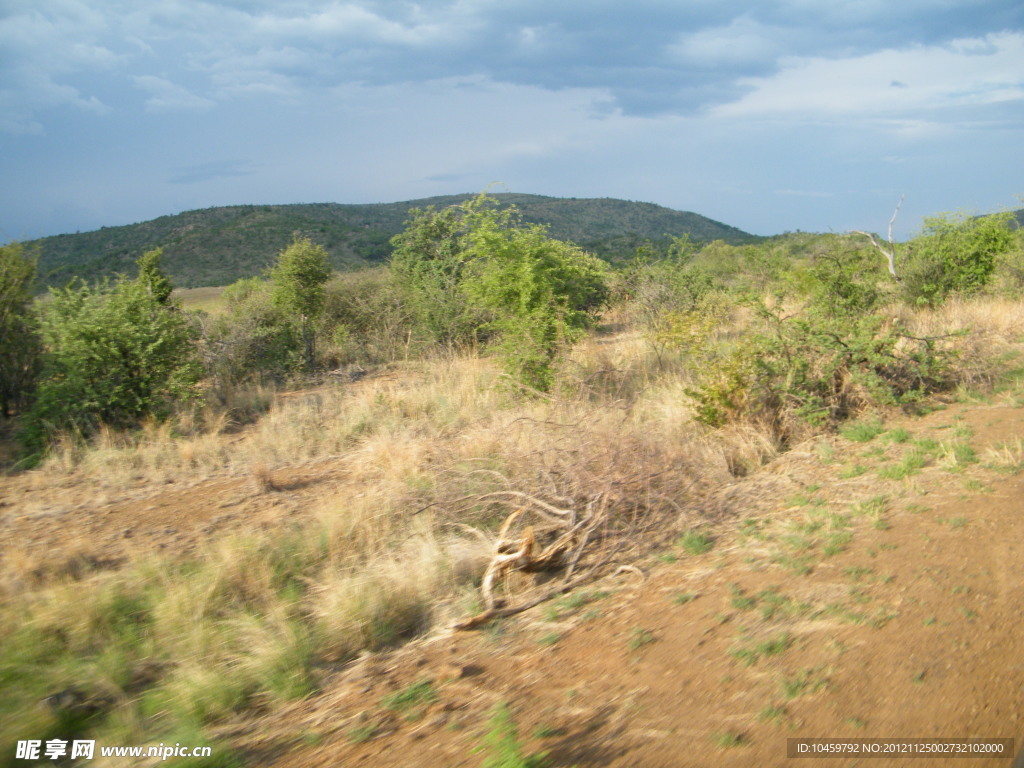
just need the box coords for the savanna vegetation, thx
[0,194,1022,766]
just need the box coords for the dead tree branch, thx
[850,194,904,281]
[453,491,628,630]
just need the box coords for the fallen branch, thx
[453,491,619,630]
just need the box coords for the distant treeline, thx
[22,194,756,291]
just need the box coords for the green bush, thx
[389,204,489,350]
[319,268,410,364]
[460,199,609,390]
[991,226,1024,296]
[901,211,1015,306]
[388,194,609,389]
[269,236,333,370]
[685,254,957,444]
[200,277,300,389]
[23,270,200,451]
[0,242,41,417]
[618,251,713,330]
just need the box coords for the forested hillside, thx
[25,194,755,290]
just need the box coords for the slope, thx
[25,194,755,290]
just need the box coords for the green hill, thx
[26,194,756,290]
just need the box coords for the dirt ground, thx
[2,396,1022,767]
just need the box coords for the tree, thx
[388,193,609,389]
[137,247,173,304]
[389,205,484,349]
[268,236,332,370]
[22,255,200,451]
[458,196,610,390]
[0,242,41,417]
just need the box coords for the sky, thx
[1,0,1023,243]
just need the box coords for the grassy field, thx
[173,286,227,315]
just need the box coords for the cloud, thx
[134,75,215,111]
[711,31,1024,124]
[5,0,1023,134]
[669,15,789,68]
[0,0,118,132]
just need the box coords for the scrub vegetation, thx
[0,194,1022,765]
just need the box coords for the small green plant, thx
[759,705,787,724]
[952,421,973,439]
[672,592,698,605]
[537,632,561,647]
[940,441,977,469]
[757,589,808,620]
[843,566,874,582]
[772,552,813,576]
[730,633,792,666]
[780,667,830,700]
[476,702,549,768]
[878,449,929,479]
[711,730,746,748]
[532,725,565,739]
[678,529,714,555]
[823,531,853,556]
[985,437,1024,474]
[728,584,756,611]
[850,495,887,520]
[841,418,886,443]
[380,679,437,720]
[545,590,611,620]
[882,427,912,444]
[346,723,377,743]
[628,628,656,651]
[839,464,868,479]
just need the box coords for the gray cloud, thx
[2,0,1022,243]
[4,0,1023,131]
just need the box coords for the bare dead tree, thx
[850,195,904,281]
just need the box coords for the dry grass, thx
[4,291,1023,762]
[895,296,1024,388]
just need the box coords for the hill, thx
[25,194,755,290]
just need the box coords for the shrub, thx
[991,226,1024,297]
[0,242,41,417]
[200,277,300,390]
[685,254,957,444]
[268,236,333,370]
[319,268,410,364]
[461,204,610,390]
[23,260,200,451]
[901,211,1015,306]
[389,194,610,389]
[389,204,488,350]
